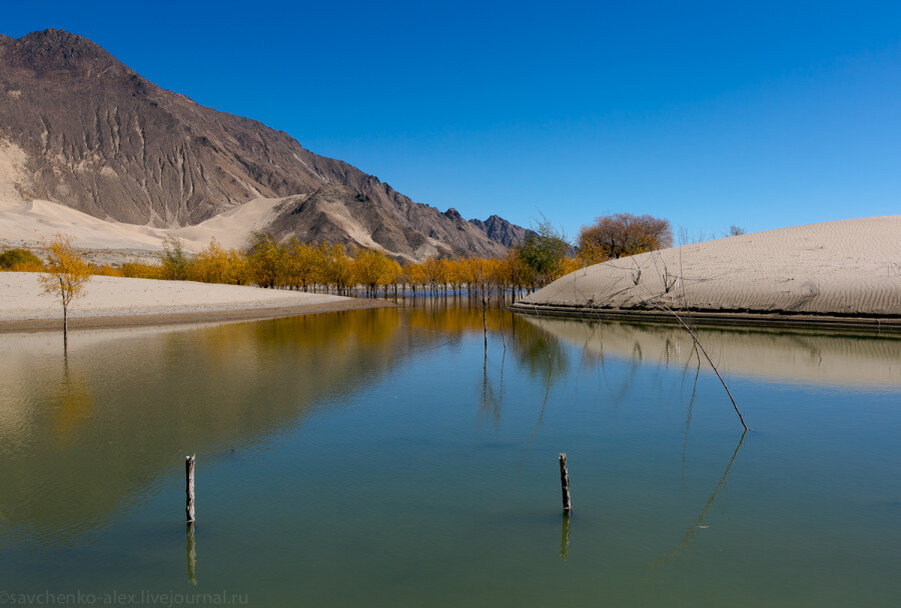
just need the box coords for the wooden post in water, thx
[185,454,196,523]
[559,452,571,512]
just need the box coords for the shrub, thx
[0,248,44,271]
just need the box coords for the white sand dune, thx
[0,196,296,254]
[0,272,383,330]
[515,216,901,323]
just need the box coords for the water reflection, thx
[186,523,197,585]
[1,299,899,607]
[654,429,748,569]
[519,315,901,388]
[0,308,436,544]
[7,298,894,545]
[560,512,571,562]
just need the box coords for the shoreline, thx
[514,216,901,330]
[0,297,394,333]
[508,303,901,334]
[0,272,396,334]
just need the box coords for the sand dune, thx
[513,216,901,327]
[0,272,388,331]
[0,196,296,255]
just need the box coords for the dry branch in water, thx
[653,300,748,430]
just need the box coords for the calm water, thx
[1,299,899,607]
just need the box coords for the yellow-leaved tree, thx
[39,233,92,346]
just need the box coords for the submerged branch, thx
[653,301,748,430]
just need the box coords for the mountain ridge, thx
[0,29,526,260]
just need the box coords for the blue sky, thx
[4,1,900,240]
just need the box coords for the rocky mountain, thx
[0,29,524,260]
[469,214,536,248]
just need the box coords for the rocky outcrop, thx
[469,214,536,247]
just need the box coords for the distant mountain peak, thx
[3,29,126,77]
[469,215,536,248]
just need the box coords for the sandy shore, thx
[0,272,392,332]
[512,216,901,330]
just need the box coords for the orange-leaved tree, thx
[39,233,92,346]
[576,213,672,264]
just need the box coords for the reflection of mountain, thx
[0,308,428,542]
[399,296,570,388]
[520,316,901,388]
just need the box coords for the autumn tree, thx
[353,248,400,296]
[284,239,323,291]
[189,238,248,285]
[441,258,464,295]
[39,234,92,347]
[318,243,355,294]
[403,260,428,296]
[576,213,672,263]
[120,262,163,280]
[246,232,287,288]
[422,258,446,294]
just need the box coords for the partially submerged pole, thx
[185,454,196,523]
[559,452,571,512]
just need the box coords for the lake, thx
[1,297,899,607]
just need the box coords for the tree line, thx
[0,213,675,296]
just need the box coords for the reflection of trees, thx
[52,365,94,443]
[398,299,577,434]
[510,315,569,387]
[479,345,503,431]
[0,308,433,540]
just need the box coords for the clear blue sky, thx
[4,1,900,241]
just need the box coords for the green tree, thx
[159,236,191,280]
[517,217,570,284]
[0,248,43,271]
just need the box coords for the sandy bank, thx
[0,272,392,332]
[512,216,901,330]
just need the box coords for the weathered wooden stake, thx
[559,452,571,512]
[185,454,196,523]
